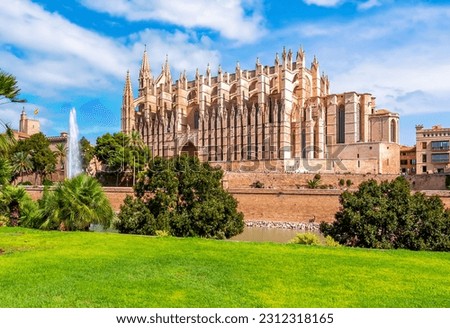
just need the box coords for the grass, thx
[1,227,450,308]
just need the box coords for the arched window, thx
[337,105,345,143]
[390,120,396,143]
[194,110,199,129]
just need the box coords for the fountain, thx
[67,108,82,178]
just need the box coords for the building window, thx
[422,154,427,162]
[390,120,396,143]
[431,153,449,163]
[410,159,416,165]
[194,110,199,129]
[431,140,449,151]
[400,160,408,165]
[422,166,427,173]
[337,105,345,144]
[422,142,427,149]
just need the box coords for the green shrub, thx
[18,181,32,186]
[320,176,450,251]
[0,185,40,227]
[346,179,353,187]
[0,214,9,227]
[118,156,244,239]
[115,196,158,235]
[289,232,321,246]
[155,230,170,237]
[39,174,114,231]
[446,175,450,190]
[250,180,264,188]
[42,179,53,186]
[324,235,341,247]
[339,179,345,186]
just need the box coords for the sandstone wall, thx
[22,179,450,224]
[223,172,398,189]
[230,189,340,223]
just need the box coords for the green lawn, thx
[1,227,450,308]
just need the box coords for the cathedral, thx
[121,48,400,174]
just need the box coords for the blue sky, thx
[1,0,450,146]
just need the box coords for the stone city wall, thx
[22,174,450,224]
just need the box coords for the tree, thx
[0,158,12,186]
[94,132,150,185]
[117,156,244,239]
[53,143,67,180]
[10,151,33,182]
[39,174,114,231]
[0,122,15,185]
[320,177,450,251]
[0,185,39,227]
[13,133,56,184]
[0,69,25,104]
[0,122,16,156]
[80,137,95,172]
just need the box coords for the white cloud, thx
[79,0,266,44]
[0,103,52,133]
[303,0,381,9]
[273,5,450,117]
[0,0,221,99]
[358,0,381,10]
[303,0,342,7]
[129,29,221,80]
[0,0,133,97]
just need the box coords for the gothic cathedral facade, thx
[121,48,400,174]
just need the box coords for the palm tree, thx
[0,69,26,104]
[128,130,145,150]
[39,174,114,231]
[53,143,67,180]
[0,185,39,227]
[0,122,15,185]
[0,158,12,186]
[11,151,33,183]
[0,122,16,156]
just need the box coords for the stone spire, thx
[296,46,305,68]
[139,47,152,94]
[122,70,135,134]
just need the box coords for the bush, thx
[307,174,321,189]
[289,232,321,246]
[324,235,341,247]
[346,179,353,187]
[39,174,114,231]
[42,179,53,186]
[155,230,170,237]
[446,175,450,190]
[115,196,157,235]
[0,214,9,227]
[117,156,244,239]
[339,179,345,187]
[320,176,450,251]
[0,185,40,227]
[250,180,264,188]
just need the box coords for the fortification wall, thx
[223,172,399,189]
[22,175,450,224]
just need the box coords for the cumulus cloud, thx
[303,0,381,9]
[0,0,133,97]
[303,0,343,7]
[79,0,266,43]
[129,29,221,80]
[358,0,381,10]
[273,5,450,117]
[0,1,221,96]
